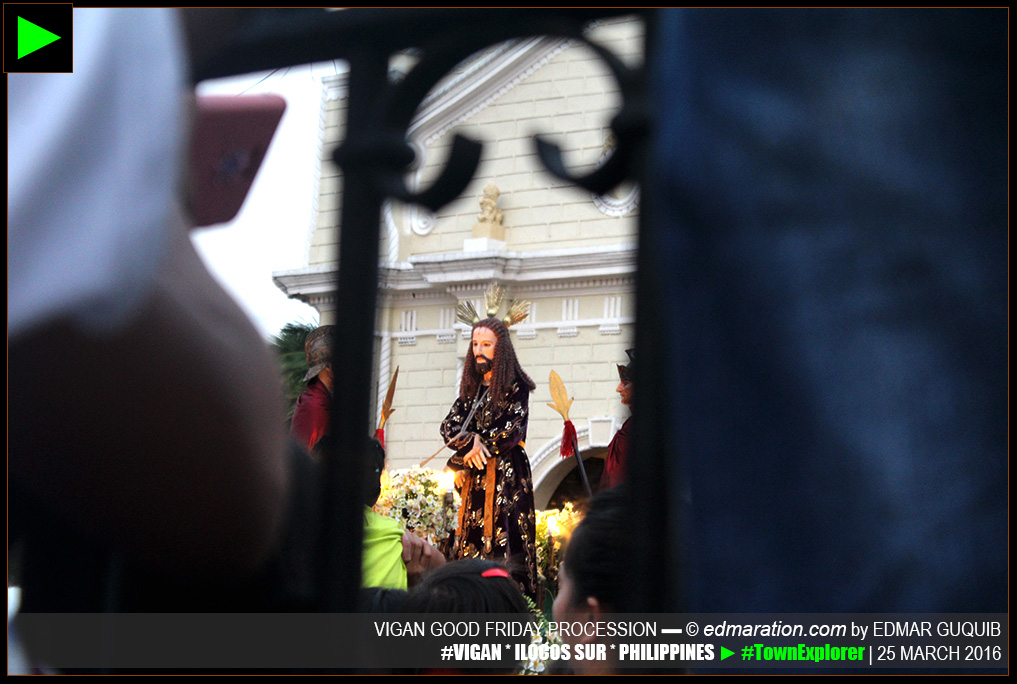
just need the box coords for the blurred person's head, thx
[303,325,335,387]
[402,558,529,674]
[311,435,384,507]
[552,488,630,674]
[401,557,528,614]
[361,438,386,507]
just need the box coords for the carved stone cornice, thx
[272,265,336,304]
[274,243,636,306]
[409,243,635,287]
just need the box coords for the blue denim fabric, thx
[646,9,1006,612]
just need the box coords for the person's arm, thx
[400,531,446,588]
[9,222,288,578]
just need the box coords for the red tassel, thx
[374,428,386,450]
[559,420,576,459]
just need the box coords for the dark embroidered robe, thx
[440,379,537,599]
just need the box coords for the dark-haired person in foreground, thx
[552,488,632,675]
[401,558,529,614]
[403,558,530,675]
[315,437,444,592]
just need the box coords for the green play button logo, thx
[4,4,72,73]
[18,17,61,59]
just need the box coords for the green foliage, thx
[271,321,315,422]
[520,593,562,675]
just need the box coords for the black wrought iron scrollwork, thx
[534,36,648,196]
[196,9,648,211]
[331,20,649,213]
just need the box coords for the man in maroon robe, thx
[290,325,334,452]
[600,349,633,490]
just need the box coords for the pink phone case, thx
[188,94,286,227]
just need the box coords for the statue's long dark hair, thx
[459,318,535,404]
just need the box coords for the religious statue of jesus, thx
[441,288,537,599]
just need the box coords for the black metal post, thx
[320,48,389,614]
[625,14,678,615]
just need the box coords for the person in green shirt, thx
[316,437,444,590]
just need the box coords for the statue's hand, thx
[463,433,489,469]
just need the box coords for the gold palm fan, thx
[374,366,399,448]
[548,370,591,496]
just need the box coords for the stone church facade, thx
[274,17,641,506]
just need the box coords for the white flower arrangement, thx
[373,467,458,546]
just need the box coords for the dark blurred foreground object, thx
[632,9,1007,616]
[9,7,290,595]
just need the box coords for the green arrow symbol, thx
[18,17,61,59]
[720,646,734,660]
